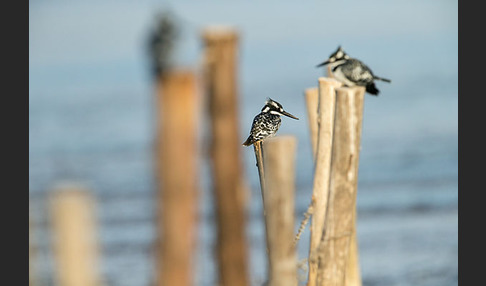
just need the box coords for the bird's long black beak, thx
[316,60,330,68]
[282,110,299,120]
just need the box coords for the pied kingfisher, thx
[316,46,391,95]
[242,98,299,146]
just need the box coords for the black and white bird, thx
[316,46,391,95]
[147,11,178,77]
[242,98,299,146]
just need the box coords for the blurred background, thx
[29,0,458,286]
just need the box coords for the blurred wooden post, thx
[307,77,342,286]
[262,136,298,286]
[29,217,35,286]
[49,186,101,286]
[292,88,318,248]
[327,66,334,79]
[305,88,319,159]
[316,86,365,286]
[202,27,249,286]
[155,71,198,286]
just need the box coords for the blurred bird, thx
[242,98,299,146]
[316,46,391,95]
[147,11,178,77]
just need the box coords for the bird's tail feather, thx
[366,83,380,96]
[242,136,254,146]
[373,76,391,83]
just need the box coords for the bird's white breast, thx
[333,67,356,87]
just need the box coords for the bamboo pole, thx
[155,71,198,286]
[305,88,319,159]
[262,136,298,286]
[49,185,101,286]
[202,27,249,286]
[316,86,365,286]
[307,77,342,286]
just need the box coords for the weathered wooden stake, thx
[292,88,318,249]
[262,136,298,286]
[345,208,362,286]
[202,27,250,286]
[292,86,318,246]
[307,77,342,286]
[155,71,198,286]
[326,65,363,286]
[49,185,101,286]
[29,217,35,286]
[254,141,267,213]
[316,86,365,286]
[253,140,271,258]
[327,65,334,79]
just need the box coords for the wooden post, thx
[254,141,267,214]
[327,66,334,79]
[49,185,101,286]
[307,77,342,286]
[321,70,362,286]
[316,86,365,286]
[293,88,318,248]
[305,88,319,159]
[262,136,298,286]
[253,140,271,257]
[29,217,35,286]
[202,27,249,286]
[155,71,198,286]
[345,208,362,286]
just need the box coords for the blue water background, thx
[29,1,458,285]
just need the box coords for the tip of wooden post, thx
[48,182,93,203]
[160,69,195,83]
[336,85,366,95]
[265,135,297,145]
[305,87,318,94]
[202,26,239,40]
[51,181,88,192]
[318,77,343,87]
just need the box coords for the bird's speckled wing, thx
[248,113,281,143]
[338,59,375,85]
